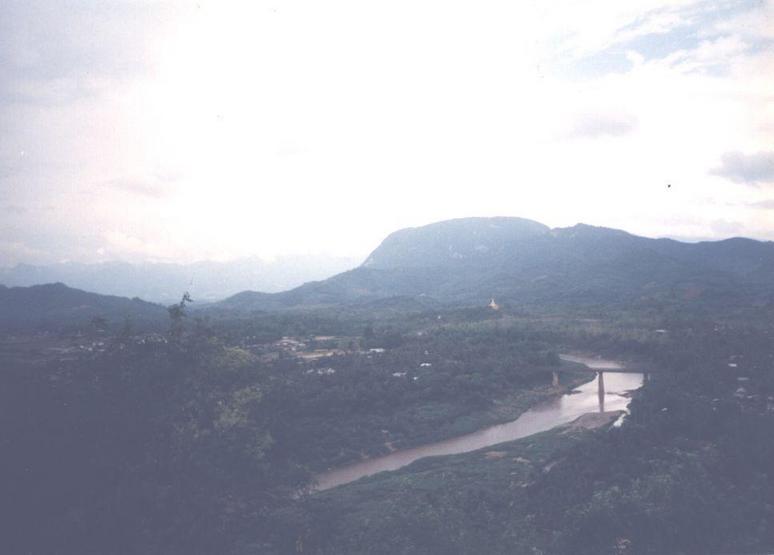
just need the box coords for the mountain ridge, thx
[216,217,774,311]
[0,282,167,331]
[0,255,361,304]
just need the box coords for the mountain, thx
[0,255,360,304]
[0,283,167,332]
[216,217,774,311]
[361,217,550,269]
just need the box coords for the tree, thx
[168,291,193,342]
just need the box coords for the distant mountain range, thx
[3,217,773,331]
[0,283,166,332]
[0,255,360,304]
[217,217,774,311]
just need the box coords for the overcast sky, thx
[1,0,772,266]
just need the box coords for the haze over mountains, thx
[221,217,774,311]
[4,217,774,331]
[0,255,360,304]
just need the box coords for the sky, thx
[0,0,772,266]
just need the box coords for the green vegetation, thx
[265,323,571,470]
[0,334,307,553]
[0,282,166,332]
[293,305,774,554]
[217,218,774,312]
[0,302,577,553]
[295,419,615,554]
[527,322,774,554]
[3,298,773,553]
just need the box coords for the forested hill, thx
[217,217,774,311]
[0,255,360,304]
[0,283,166,331]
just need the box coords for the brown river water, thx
[313,355,643,491]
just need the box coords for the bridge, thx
[558,353,653,413]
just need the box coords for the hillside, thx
[217,217,774,311]
[0,283,167,331]
[0,255,360,304]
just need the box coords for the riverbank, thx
[312,362,642,491]
[309,361,596,475]
[393,367,594,450]
[300,413,623,553]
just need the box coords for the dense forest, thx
[293,312,774,554]
[1,294,773,553]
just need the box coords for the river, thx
[313,355,644,491]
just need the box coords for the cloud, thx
[659,35,750,75]
[105,178,167,198]
[0,238,48,266]
[0,1,190,105]
[711,151,774,185]
[559,1,766,79]
[568,112,638,139]
[710,0,774,42]
[2,0,774,265]
[104,178,167,198]
[3,204,26,215]
[749,199,774,210]
[615,5,695,45]
[103,171,182,199]
[710,218,744,236]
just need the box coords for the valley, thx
[4,1,772,551]
[1,217,773,554]
[313,359,643,491]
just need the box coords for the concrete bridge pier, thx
[598,371,605,412]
